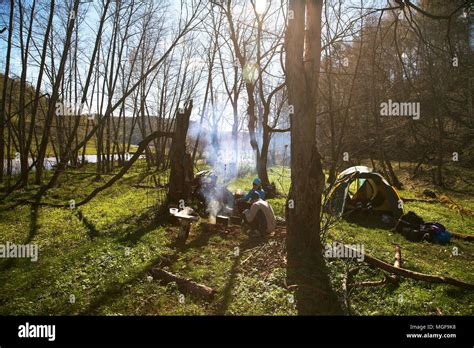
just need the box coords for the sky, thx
[1,0,472,126]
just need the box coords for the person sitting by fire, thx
[242,190,276,237]
[237,177,265,213]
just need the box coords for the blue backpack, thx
[421,222,452,244]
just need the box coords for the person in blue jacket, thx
[241,178,265,202]
[237,178,265,214]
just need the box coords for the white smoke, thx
[188,100,290,221]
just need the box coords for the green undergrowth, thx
[0,161,472,315]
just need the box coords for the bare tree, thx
[0,0,14,183]
[285,0,343,315]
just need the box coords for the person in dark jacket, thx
[237,178,265,213]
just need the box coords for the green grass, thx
[0,162,295,315]
[5,143,139,157]
[225,162,474,315]
[0,161,472,315]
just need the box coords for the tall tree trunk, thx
[0,0,14,184]
[167,101,193,205]
[384,154,402,189]
[285,0,342,315]
[258,131,271,188]
[232,100,239,167]
[222,3,262,182]
[326,48,337,184]
[18,0,37,186]
[35,0,80,184]
[435,112,444,186]
[26,0,55,175]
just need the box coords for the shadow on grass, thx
[117,213,166,245]
[74,209,100,240]
[345,212,396,230]
[215,255,240,315]
[78,254,176,315]
[214,235,266,315]
[73,207,163,245]
[0,197,40,273]
[174,228,214,251]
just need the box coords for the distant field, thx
[4,142,139,158]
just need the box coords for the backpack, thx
[400,227,431,242]
[421,222,452,244]
[395,212,452,244]
[396,211,431,242]
[395,211,424,234]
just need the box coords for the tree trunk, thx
[285,0,343,315]
[258,131,271,189]
[384,154,402,189]
[435,112,444,187]
[167,101,193,205]
[326,47,337,184]
[18,0,37,187]
[35,0,80,184]
[0,0,14,184]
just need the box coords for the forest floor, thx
[0,161,473,315]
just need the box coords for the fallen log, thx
[438,195,474,218]
[149,268,216,301]
[400,197,437,203]
[450,232,474,242]
[335,242,474,290]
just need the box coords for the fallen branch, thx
[352,274,397,287]
[149,268,216,301]
[241,244,266,265]
[439,195,474,218]
[336,242,474,290]
[400,197,437,203]
[132,184,167,189]
[450,232,474,242]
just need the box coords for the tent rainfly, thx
[325,166,403,218]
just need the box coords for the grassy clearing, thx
[0,161,472,315]
[6,142,139,158]
[0,162,295,315]
[226,163,474,315]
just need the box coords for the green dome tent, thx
[325,166,403,218]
